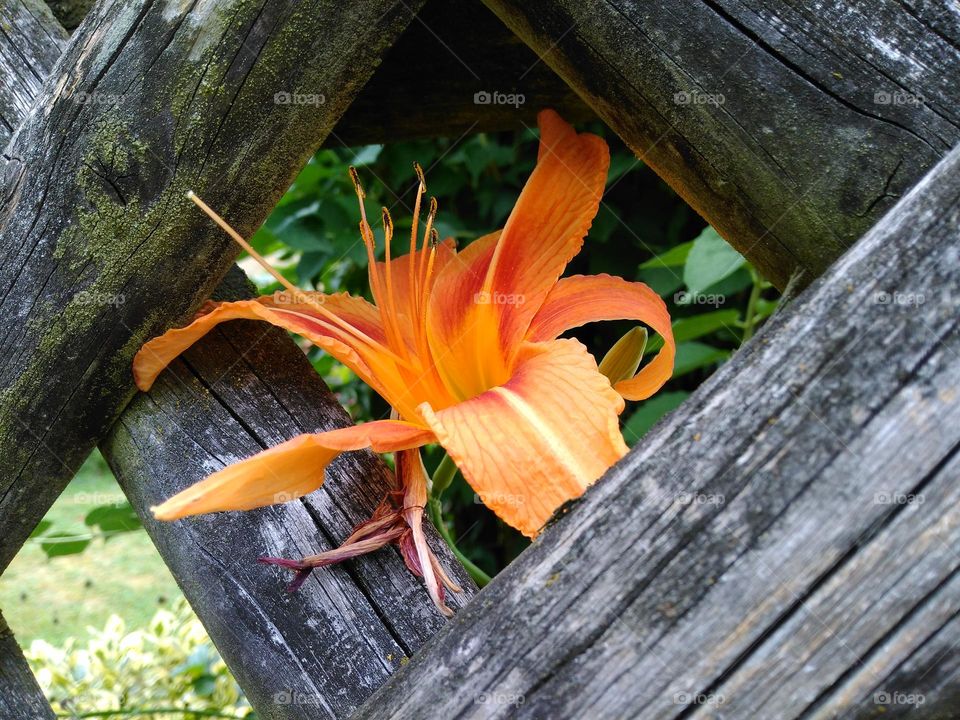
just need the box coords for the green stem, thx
[428,497,491,587]
[428,454,492,587]
[430,453,458,498]
[742,266,763,343]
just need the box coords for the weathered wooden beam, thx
[325,0,594,147]
[0,3,65,716]
[482,0,960,290]
[103,267,475,720]
[353,143,960,718]
[0,0,423,574]
[0,0,67,148]
[0,610,53,720]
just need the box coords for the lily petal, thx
[482,110,609,359]
[425,230,506,400]
[133,294,396,402]
[418,339,627,538]
[526,274,676,401]
[151,420,434,520]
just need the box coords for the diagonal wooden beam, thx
[482,0,960,290]
[103,267,476,719]
[0,3,66,716]
[0,0,422,574]
[353,142,960,718]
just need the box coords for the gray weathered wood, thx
[0,0,422,574]
[0,0,67,148]
[353,143,960,718]
[102,267,475,720]
[0,4,65,717]
[483,0,960,290]
[0,610,53,720]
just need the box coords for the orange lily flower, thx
[133,110,675,612]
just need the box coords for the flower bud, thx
[598,327,647,385]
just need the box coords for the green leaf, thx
[636,266,684,297]
[41,532,91,558]
[84,503,142,536]
[683,226,745,294]
[639,240,694,269]
[30,519,53,538]
[646,310,741,353]
[673,341,730,377]
[623,391,690,445]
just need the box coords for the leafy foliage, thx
[27,599,253,719]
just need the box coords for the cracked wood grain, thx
[352,141,960,719]
[0,0,67,148]
[482,0,960,291]
[0,0,424,575]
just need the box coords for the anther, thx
[429,228,440,247]
[413,161,426,191]
[349,166,365,199]
[381,207,394,237]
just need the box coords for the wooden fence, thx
[1,1,958,718]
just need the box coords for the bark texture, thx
[483,0,960,290]
[354,143,960,719]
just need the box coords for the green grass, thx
[0,450,183,645]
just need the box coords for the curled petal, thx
[132,294,396,402]
[419,339,627,538]
[151,420,434,520]
[526,274,676,401]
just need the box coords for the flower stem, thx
[742,265,763,343]
[429,455,492,587]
